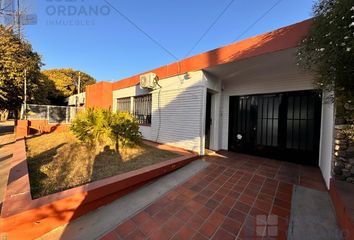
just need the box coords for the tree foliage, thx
[0,25,44,113]
[110,111,142,151]
[41,68,96,105]
[70,108,142,152]
[298,0,354,123]
[0,25,96,116]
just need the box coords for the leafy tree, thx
[41,68,96,105]
[0,25,44,116]
[70,108,142,152]
[298,0,354,124]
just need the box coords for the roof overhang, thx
[112,19,313,91]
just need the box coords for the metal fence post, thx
[20,104,24,120]
[66,107,69,124]
[47,106,50,121]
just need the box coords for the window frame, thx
[116,97,131,113]
[133,94,152,126]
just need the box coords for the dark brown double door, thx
[229,90,322,165]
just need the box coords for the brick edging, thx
[0,136,198,239]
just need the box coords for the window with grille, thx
[256,95,280,147]
[117,97,131,113]
[286,94,316,151]
[133,95,152,125]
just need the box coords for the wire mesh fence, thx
[20,104,84,123]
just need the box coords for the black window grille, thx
[117,97,131,113]
[286,94,316,151]
[133,95,152,125]
[256,95,280,147]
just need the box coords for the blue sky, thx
[22,0,315,82]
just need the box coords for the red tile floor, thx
[101,151,326,240]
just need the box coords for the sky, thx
[19,0,315,82]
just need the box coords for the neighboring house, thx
[65,92,86,106]
[84,19,334,188]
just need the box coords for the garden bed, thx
[26,131,180,198]
[1,134,198,239]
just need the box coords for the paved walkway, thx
[0,121,15,214]
[39,160,209,240]
[100,152,327,240]
[0,126,332,240]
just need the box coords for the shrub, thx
[70,108,111,146]
[70,108,142,151]
[110,111,142,151]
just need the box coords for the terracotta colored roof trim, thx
[112,19,312,91]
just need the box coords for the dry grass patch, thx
[26,131,180,198]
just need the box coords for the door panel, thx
[229,96,257,152]
[256,95,280,147]
[229,90,322,165]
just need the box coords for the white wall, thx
[67,92,86,106]
[319,91,335,189]
[220,95,230,150]
[150,71,205,154]
[112,71,206,154]
[139,125,152,141]
[203,72,222,151]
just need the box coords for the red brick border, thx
[329,179,354,240]
[0,137,198,239]
[16,120,69,137]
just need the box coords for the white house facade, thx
[84,19,335,188]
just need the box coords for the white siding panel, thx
[319,91,335,189]
[112,71,205,154]
[139,125,152,141]
[151,86,204,154]
[221,95,230,150]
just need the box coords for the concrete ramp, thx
[288,185,342,240]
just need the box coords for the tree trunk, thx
[115,136,119,152]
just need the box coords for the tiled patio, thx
[101,151,326,240]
